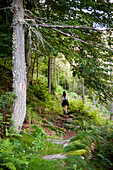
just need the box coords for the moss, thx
[66,149,86,157]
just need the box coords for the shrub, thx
[28,79,49,101]
[0,92,16,138]
[0,138,29,170]
[91,125,113,169]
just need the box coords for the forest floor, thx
[23,111,77,141]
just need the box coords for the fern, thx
[0,138,29,170]
[70,130,102,147]
[64,141,88,153]
[65,155,94,170]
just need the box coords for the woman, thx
[61,91,69,115]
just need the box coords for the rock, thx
[66,149,86,157]
[46,136,74,147]
[64,119,75,124]
[63,124,75,130]
[68,114,75,118]
[42,153,67,160]
[46,139,65,145]
[42,123,66,134]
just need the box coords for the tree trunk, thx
[110,102,113,120]
[26,28,32,87]
[48,57,51,93]
[37,56,39,79]
[31,55,36,86]
[57,61,59,86]
[82,78,85,104]
[110,56,113,120]
[92,92,96,107]
[54,58,57,84]
[100,100,102,113]
[73,78,75,92]
[76,77,79,95]
[12,0,26,131]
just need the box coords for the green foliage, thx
[0,123,65,170]
[0,92,16,138]
[56,85,63,96]
[29,79,49,101]
[68,97,107,125]
[26,105,42,124]
[0,138,29,170]
[64,141,88,153]
[28,156,65,170]
[65,155,93,170]
[45,94,62,115]
[68,99,84,113]
[65,112,113,169]
[20,124,47,153]
[91,125,113,169]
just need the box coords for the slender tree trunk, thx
[92,92,96,107]
[37,56,39,79]
[110,57,113,120]
[54,58,57,84]
[110,102,113,120]
[48,57,51,93]
[100,100,102,113]
[73,78,75,92]
[12,0,26,131]
[57,61,59,86]
[82,78,85,104]
[31,55,36,86]
[76,77,79,95]
[26,28,32,87]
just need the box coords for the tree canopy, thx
[0,0,113,101]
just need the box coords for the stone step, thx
[63,124,75,129]
[42,153,67,160]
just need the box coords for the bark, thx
[54,58,57,84]
[37,56,39,79]
[82,78,85,104]
[30,24,112,31]
[93,93,96,107]
[48,57,51,93]
[100,101,102,113]
[31,55,36,86]
[110,102,113,120]
[73,78,75,92]
[26,28,32,87]
[57,61,59,86]
[110,57,113,120]
[76,77,79,95]
[12,0,26,131]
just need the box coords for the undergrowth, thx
[0,88,113,170]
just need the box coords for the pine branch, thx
[24,10,113,52]
[29,23,113,32]
[52,28,113,52]
[24,10,113,32]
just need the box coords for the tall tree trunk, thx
[76,77,79,95]
[12,0,26,131]
[54,58,57,84]
[110,57,113,120]
[92,92,96,107]
[100,100,102,113]
[31,55,36,86]
[73,78,75,92]
[57,61,59,86]
[82,78,85,104]
[48,57,51,93]
[37,56,39,79]
[110,102,113,120]
[26,28,32,88]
